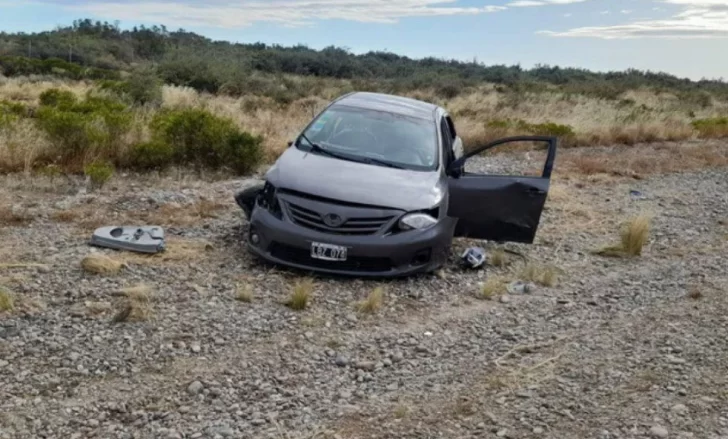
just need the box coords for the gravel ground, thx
[1,143,727,439]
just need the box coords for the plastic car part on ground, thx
[90,226,166,254]
[507,280,537,294]
[460,247,487,269]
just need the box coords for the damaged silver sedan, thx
[235,91,557,277]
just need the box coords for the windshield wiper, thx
[299,134,353,161]
[361,157,406,169]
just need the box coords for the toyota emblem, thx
[323,213,344,227]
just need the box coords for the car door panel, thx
[447,136,557,243]
[449,175,549,242]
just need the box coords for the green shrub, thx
[0,101,26,129]
[692,117,728,138]
[39,89,77,108]
[36,89,133,166]
[129,141,174,170]
[100,69,163,106]
[149,108,263,174]
[528,121,576,138]
[84,161,114,189]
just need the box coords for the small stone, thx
[515,390,532,398]
[649,425,669,438]
[190,344,201,353]
[251,418,266,426]
[496,429,508,437]
[671,404,688,414]
[354,361,376,371]
[187,381,204,394]
[533,427,544,434]
[500,295,511,304]
[335,355,349,367]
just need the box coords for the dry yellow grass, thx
[235,283,254,303]
[488,248,511,267]
[120,283,152,302]
[0,287,14,311]
[0,205,34,226]
[356,286,384,313]
[112,297,153,322]
[479,275,508,300]
[80,253,124,275]
[2,76,728,174]
[286,278,313,310]
[564,143,728,178]
[520,262,560,287]
[595,213,652,257]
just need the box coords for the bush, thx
[36,88,133,166]
[99,69,163,106]
[149,108,263,174]
[0,101,27,129]
[129,141,174,170]
[84,161,114,189]
[39,89,77,108]
[692,117,728,138]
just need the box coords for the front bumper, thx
[246,206,455,278]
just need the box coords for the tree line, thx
[1,18,727,101]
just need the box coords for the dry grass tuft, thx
[621,213,652,256]
[112,298,153,323]
[479,275,508,300]
[51,209,82,223]
[0,205,34,227]
[688,286,704,300]
[235,283,254,303]
[393,405,410,419]
[0,287,15,311]
[120,283,152,302]
[81,253,124,275]
[112,284,153,323]
[520,262,560,287]
[488,248,511,267]
[595,213,652,257]
[286,278,313,310]
[85,300,112,316]
[123,237,213,264]
[356,286,384,313]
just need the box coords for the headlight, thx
[398,213,438,231]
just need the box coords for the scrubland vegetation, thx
[1,19,727,177]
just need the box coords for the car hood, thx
[266,147,444,212]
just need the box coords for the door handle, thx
[526,187,546,196]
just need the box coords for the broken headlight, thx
[398,211,438,231]
[257,181,282,219]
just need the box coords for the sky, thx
[1,0,726,81]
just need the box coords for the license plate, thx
[310,242,347,261]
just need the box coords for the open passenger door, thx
[447,136,557,244]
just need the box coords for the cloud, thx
[51,0,506,27]
[507,0,587,6]
[540,0,728,39]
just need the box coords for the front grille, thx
[269,242,392,273]
[286,202,393,235]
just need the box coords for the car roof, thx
[332,92,440,122]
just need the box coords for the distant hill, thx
[1,18,727,101]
